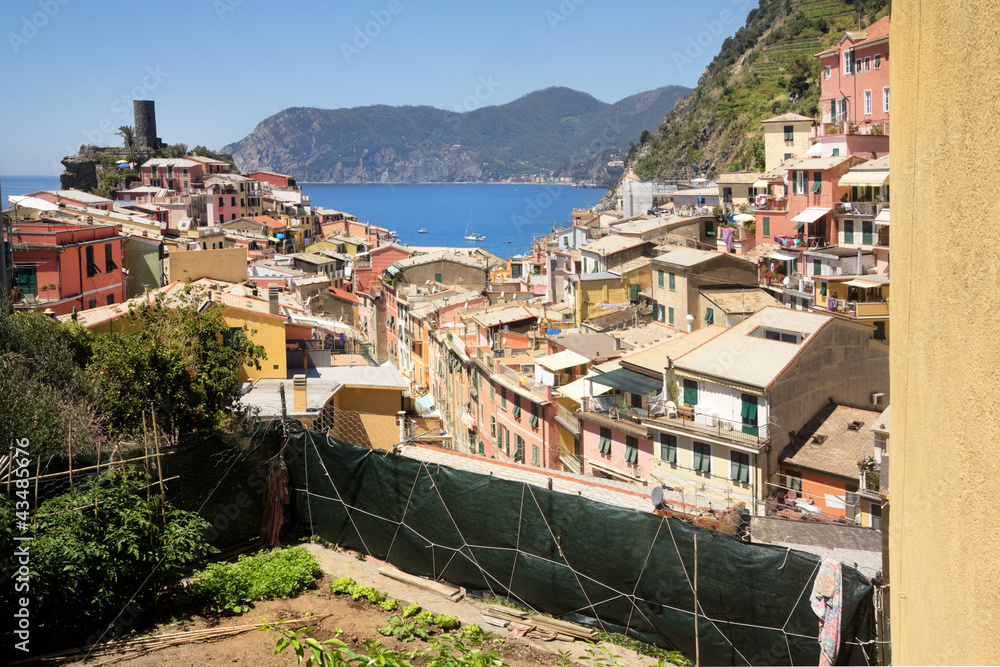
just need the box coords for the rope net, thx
[286,425,877,666]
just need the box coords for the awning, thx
[791,207,831,230]
[874,209,890,226]
[414,394,435,415]
[536,349,589,372]
[385,265,401,276]
[589,368,662,395]
[842,279,883,288]
[839,171,890,188]
[768,250,800,261]
[752,179,771,189]
[558,376,612,404]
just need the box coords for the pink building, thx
[816,16,890,136]
[206,185,244,224]
[140,158,204,191]
[578,419,656,483]
[11,219,127,315]
[246,170,297,189]
[30,189,113,211]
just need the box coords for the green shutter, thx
[830,100,837,123]
[435,272,442,283]
[668,273,675,291]
[683,379,698,406]
[862,220,873,245]
[660,434,677,464]
[844,220,855,244]
[625,437,638,464]
[763,216,770,237]
[813,259,822,276]
[529,414,539,427]
[811,180,821,194]
[668,307,674,326]
[658,270,664,287]
[630,283,639,300]
[704,308,714,324]
[741,394,759,436]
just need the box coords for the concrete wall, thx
[167,247,247,283]
[889,3,1000,662]
[399,260,484,289]
[221,307,286,381]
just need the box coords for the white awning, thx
[768,250,801,262]
[839,171,890,188]
[536,349,590,372]
[791,207,831,230]
[803,143,823,158]
[557,376,612,404]
[842,279,882,288]
[874,208,890,226]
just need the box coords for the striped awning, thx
[839,171,890,187]
[791,207,831,230]
[874,209,890,226]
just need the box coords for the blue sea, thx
[1,176,603,258]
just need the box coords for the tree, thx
[786,55,814,101]
[117,125,135,163]
[162,142,189,158]
[87,287,266,436]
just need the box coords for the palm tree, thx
[163,143,189,158]
[118,125,135,163]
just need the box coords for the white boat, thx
[417,228,428,233]
[464,209,485,242]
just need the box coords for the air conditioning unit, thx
[871,392,885,407]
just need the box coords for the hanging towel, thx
[721,226,735,249]
[339,332,346,346]
[810,558,843,667]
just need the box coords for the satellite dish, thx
[650,486,664,507]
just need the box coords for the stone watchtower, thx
[133,100,161,149]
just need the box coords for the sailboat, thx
[464,208,485,242]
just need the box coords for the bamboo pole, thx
[25,453,158,483]
[94,445,101,518]
[5,441,13,497]
[150,408,166,523]
[694,534,700,667]
[67,425,73,499]
[32,455,41,531]
[142,411,150,505]
[31,477,180,520]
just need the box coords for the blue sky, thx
[0,0,755,175]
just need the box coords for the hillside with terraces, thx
[621,0,889,185]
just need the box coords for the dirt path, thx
[73,543,660,667]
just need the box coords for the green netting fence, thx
[286,429,876,666]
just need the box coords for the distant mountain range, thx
[221,86,689,185]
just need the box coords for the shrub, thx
[190,547,322,615]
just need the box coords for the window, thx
[501,388,507,409]
[855,58,862,73]
[830,100,838,124]
[864,90,873,116]
[741,393,759,436]
[786,470,802,492]
[883,86,890,114]
[823,64,831,79]
[231,196,237,206]
[512,395,521,418]
[532,444,540,467]
[811,171,822,194]
[784,152,794,161]
[490,416,496,439]
[832,148,840,156]
[15,265,37,298]
[625,436,639,464]
[730,451,750,484]
[668,272,676,291]
[705,217,715,237]
[631,393,642,409]
[844,219,855,244]
[864,56,871,72]
[693,442,711,473]
[630,283,640,301]
[704,307,714,325]
[107,294,114,305]
[659,433,677,464]
[503,426,510,455]
[87,299,97,309]
[85,246,100,277]
[843,51,852,76]
[783,125,794,141]
[840,98,848,122]
[762,216,770,237]
[874,53,882,70]
[529,402,539,428]
[240,199,245,207]
[668,307,674,326]
[103,244,118,272]
[434,273,442,283]
[813,259,822,276]
[862,220,874,245]
[657,270,664,288]
[794,171,806,195]
[683,379,698,406]
[599,427,612,455]
[722,187,733,203]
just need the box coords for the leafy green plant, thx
[190,546,322,615]
[593,631,692,666]
[413,635,504,667]
[455,623,496,646]
[380,598,399,612]
[402,601,423,619]
[379,609,462,643]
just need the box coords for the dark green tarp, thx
[286,430,875,666]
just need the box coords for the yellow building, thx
[812,275,889,342]
[716,172,761,212]
[650,247,758,330]
[569,272,631,327]
[889,3,1000,663]
[761,112,815,172]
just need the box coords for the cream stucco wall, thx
[890,3,1000,663]
[763,121,812,172]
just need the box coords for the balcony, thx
[834,201,888,217]
[859,466,880,499]
[773,234,825,250]
[648,411,769,449]
[816,297,889,318]
[494,363,547,401]
[747,197,789,212]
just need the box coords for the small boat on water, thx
[417,228,428,233]
[464,208,485,242]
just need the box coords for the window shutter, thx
[763,216,770,237]
[668,307,674,326]
[683,379,698,406]
[813,259,822,276]
[668,273,675,290]
[844,219,855,244]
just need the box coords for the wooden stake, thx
[5,441,13,497]
[142,412,150,506]
[67,424,74,499]
[150,408,167,523]
[694,534,700,667]
[94,444,101,518]
[32,455,41,531]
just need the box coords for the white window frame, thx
[795,171,806,195]
[874,53,881,70]
[864,56,871,72]
[823,64,831,79]
[855,58,862,73]
[864,90,873,116]
[883,86,890,114]
[843,51,852,76]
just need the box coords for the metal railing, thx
[836,201,888,217]
[648,412,769,448]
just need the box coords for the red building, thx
[816,16,890,136]
[11,219,127,315]
[245,171,297,189]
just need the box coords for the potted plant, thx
[762,270,775,285]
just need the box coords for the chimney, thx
[293,374,307,413]
[268,285,280,315]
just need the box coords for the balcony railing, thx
[747,197,789,212]
[835,201,888,217]
[773,235,825,249]
[648,411,769,448]
[495,363,547,400]
[816,297,889,318]
[859,467,880,496]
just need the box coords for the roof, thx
[40,189,113,204]
[579,235,649,257]
[558,376,613,404]
[716,172,762,185]
[472,304,537,328]
[240,363,407,417]
[782,403,882,480]
[536,349,590,371]
[672,307,835,388]
[328,287,360,304]
[621,326,725,376]
[254,215,286,230]
[701,288,783,315]
[141,158,201,168]
[871,405,890,435]
[548,333,622,360]
[613,323,679,348]
[393,250,486,271]
[671,187,719,197]
[653,246,730,268]
[611,257,653,276]
[573,271,621,282]
[761,113,815,124]
[783,155,858,171]
[848,16,890,48]
[610,217,673,235]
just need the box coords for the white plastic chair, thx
[665,401,678,418]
